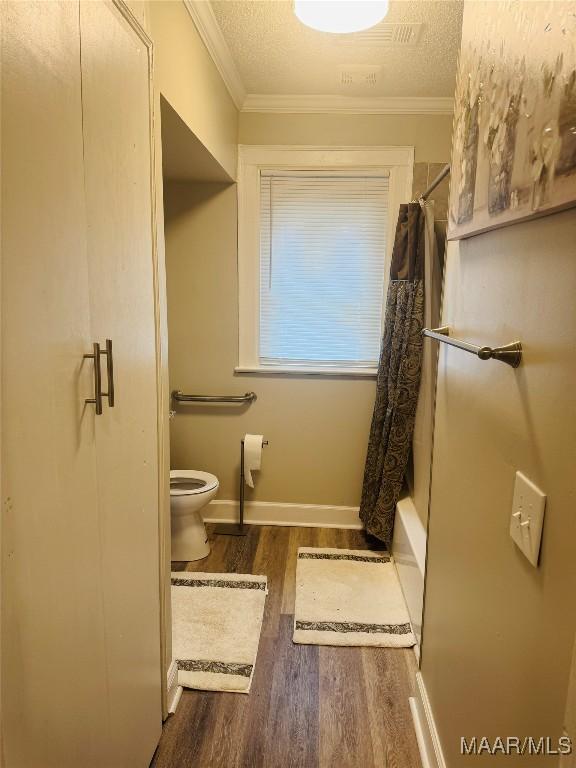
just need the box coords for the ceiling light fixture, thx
[294,1,389,34]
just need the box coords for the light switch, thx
[509,471,546,567]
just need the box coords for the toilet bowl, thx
[170,469,219,561]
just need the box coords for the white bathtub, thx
[392,496,427,657]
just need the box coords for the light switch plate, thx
[509,471,546,567]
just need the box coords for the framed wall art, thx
[448,1,576,240]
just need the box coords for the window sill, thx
[234,365,378,378]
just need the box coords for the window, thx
[237,146,414,375]
[260,172,388,368]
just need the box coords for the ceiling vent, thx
[338,65,381,93]
[338,22,423,47]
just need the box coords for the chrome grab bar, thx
[422,326,522,368]
[172,390,257,404]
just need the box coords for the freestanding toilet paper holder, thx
[215,438,268,537]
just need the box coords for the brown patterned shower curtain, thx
[359,203,426,544]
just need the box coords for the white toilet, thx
[170,469,219,561]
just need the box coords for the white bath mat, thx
[293,548,415,648]
[171,571,268,693]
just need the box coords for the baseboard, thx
[166,660,183,716]
[203,499,362,529]
[410,672,447,768]
[410,697,434,768]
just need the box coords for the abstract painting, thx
[448,1,576,240]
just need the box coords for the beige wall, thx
[149,1,238,179]
[421,211,576,765]
[239,112,453,162]
[165,181,376,506]
[165,114,452,508]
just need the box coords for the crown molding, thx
[241,94,454,115]
[183,0,246,110]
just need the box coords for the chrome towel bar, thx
[422,326,522,368]
[172,390,257,404]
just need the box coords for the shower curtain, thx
[359,202,432,545]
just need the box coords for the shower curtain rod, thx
[418,163,450,201]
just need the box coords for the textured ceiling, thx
[211,1,463,97]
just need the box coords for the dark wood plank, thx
[150,690,216,768]
[251,525,290,638]
[193,692,249,768]
[231,635,278,768]
[316,526,349,549]
[318,646,376,768]
[223,524,261,573]
[361,648,421,768]
[260,615,319,768]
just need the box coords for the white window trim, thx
[236,144,414,377]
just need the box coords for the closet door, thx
[79,2,162,765]
[1,2,111,766]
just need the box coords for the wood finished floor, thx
[151,525,421,768]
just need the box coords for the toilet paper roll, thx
[244,434,264,488]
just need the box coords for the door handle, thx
[84,342,103,415]
[101,339,115,407]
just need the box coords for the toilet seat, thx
[170,469,219,497]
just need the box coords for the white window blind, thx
[259,172,389,369]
